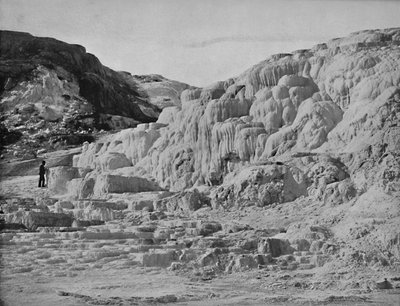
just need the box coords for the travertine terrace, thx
[1,28,400,305]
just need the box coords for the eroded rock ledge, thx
[1,28,399,304]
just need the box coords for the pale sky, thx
[1,0,399,86]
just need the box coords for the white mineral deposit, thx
[1,1,400,305]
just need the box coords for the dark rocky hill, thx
[0,30,160,126]
[0,31,191,158]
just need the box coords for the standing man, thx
[38,161,46,187]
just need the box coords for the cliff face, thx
[74,28,400,198]
[129,74,194,109]
[0,31,194,159]
[0,30,160,130]
[2,29,399,302]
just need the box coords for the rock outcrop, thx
[0,31,160,128]
[211,163,307,208]
[1,28,400,306]
[0,31,190,161]
[4,211,73,231]
[70,28,399,203]
[128,74,194,109]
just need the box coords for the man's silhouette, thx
[38,161,46,187]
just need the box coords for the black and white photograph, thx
[0,0,399,305]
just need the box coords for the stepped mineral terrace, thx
[1,28,400,305]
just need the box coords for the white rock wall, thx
[70,28,400,193]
